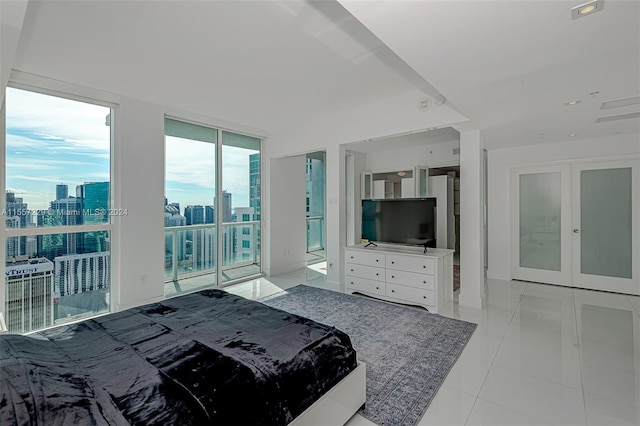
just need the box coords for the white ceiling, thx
[8,0,640,150]
[339,0,640,149]
[12,0,443,135]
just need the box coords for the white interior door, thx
[511,159,639,295]
[511,166,572,285]
[572,160,639,295]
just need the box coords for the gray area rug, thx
[259,285,477,426]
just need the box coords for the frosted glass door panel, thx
[414,166,429,197]
[519,173,562,271]
[580,168,632,279]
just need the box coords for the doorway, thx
[511,159,639,295]
[429,166,460,292]
[306,151,326,268]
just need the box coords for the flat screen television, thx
[361,198,437,247]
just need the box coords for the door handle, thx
[573,229,580,233]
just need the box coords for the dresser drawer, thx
[386,269,435,290]
[386,283,435,307]
[345,250,385,267]
[346,276,385,296]
[345,263,385,281]
[386,254,435,275]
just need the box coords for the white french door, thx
[511,159,639,295]
[571,160,639,294]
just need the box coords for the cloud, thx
[4,88,111,210]
[165,137,258,211]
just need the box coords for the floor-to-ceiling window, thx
[3,87,113,333]
[221,131,260,284]
[164,119,261,295]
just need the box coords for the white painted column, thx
[324,144,345,287]
[264,155,307,276]
[115,97,166,310]
[459,130,484,308]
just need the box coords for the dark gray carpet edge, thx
[258,285,477,426]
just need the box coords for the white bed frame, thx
[289,361,366,426]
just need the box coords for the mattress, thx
[0,289,357,425]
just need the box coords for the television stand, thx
[344,243,454,313]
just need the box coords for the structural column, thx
[459,130,485,308]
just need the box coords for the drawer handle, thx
[391,289,395,293]
[391,261,395,264]
[376,259,379,262]
[350,256,354,259]
[423,265,426,268]
[350,269,354,272]
[423,296,426,299]
[376,286,379,290]
[350,281,354,284]
[423,280,426,283]
[376,273,379,276]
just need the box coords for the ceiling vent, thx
[600,96,640,110]
[595,112,640,123]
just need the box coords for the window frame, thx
[1,79,119,333]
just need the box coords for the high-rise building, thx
[249,153,261,219]
[5,258,54,334]
[221,191,232,223]
[54,251,110,297]
[5,216,22,259]
[5,191,29,257]
[190,228,216,271]
[205,205,214,224]
[306,156,325,217]
[77,182,109,253]
[234,207,256,263]
[165,205,187,261]
[78,182,109,225]
[184,205,205,225]
[56,184,69,200]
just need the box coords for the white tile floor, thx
[224,266,640,426]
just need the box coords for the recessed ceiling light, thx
[568,133,578,137]
[565,100,582,106]
[571,0,605,20]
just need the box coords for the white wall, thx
[264,155,307,276]
[487,135,640,281]
[266,90,467,287]
[367,139,460,171]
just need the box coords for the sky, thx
[5,87,258,215]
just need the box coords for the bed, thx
[0,288,366,425]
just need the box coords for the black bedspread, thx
[0,289,357,425]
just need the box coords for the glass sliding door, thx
[220,130,261,284]
[164,118,217,295]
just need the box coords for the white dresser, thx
[344,244,454,313]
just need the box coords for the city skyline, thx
[5,87,259,213]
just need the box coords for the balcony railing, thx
[165,221,260,283]
[306,216,325,261]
